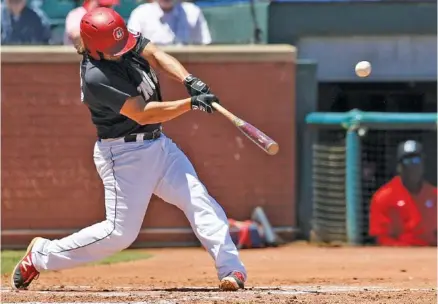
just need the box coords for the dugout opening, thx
[311,81,437,244]
[318,81,437,113]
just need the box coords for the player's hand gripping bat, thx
[212,102,279,156]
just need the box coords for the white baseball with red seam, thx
[355,61,371,78]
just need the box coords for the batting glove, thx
[184,74,211,96]
[191,94,219,114]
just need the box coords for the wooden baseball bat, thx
[212,102,279,156]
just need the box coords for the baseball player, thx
[11,7,246,291]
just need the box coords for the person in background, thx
[127,0,211,46]
[369,140,437,246]
[63,0,120,45]
[1,0,51,45]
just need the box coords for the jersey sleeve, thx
[131,32,150,56]
[85,67,140,113]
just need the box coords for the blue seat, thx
[195,0,250,7]
[115,0,140,19]
[41,0,76,19]
[51,24,66,45]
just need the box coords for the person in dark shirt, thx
[11,7,246,292]
[1,0,51,45]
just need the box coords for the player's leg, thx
[153,135,246,290]
[11,139,165,289]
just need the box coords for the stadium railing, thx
[305,110,437,245]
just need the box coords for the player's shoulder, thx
[83,62,111,87]
[131,33,150,54]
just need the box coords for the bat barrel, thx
[266,142,280,155]
[237,122,279,156]
[213,102,280,156]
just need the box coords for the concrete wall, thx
[298,36,437,81]
[268,1,437,81]
[268,1,437,44]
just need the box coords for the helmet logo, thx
[113,27,124,41]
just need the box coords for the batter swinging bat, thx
[212,102,279,156]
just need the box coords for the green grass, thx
[1,249,152,275]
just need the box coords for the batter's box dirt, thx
[1,286,437,304]
[1,245,436,303]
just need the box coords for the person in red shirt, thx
[369,140,437,246]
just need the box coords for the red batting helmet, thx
[80,7,137,60]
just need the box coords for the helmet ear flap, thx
[83,42,104,60]
[97,51,105,60]
[84,46,100,60]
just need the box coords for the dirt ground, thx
[1,243,437,303]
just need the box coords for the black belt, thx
[124,129,161,142]
[99,129,161,143]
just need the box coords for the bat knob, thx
[267,142,279,156]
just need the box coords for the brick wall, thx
[1,55,296,248]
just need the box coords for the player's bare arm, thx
[120,96,191,124]
[120,94,220,125]
[141,42,190,83]
[140,42,212,97]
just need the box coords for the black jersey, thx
[80,35,162,139]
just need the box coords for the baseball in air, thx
[355,61,371,78]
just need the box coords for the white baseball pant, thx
[31,134,247,280]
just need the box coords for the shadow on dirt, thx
[150,287,284,292]
[150,287,219,292]
[35,286,285,293]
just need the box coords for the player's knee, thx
[108,223,140,250]
[109,232,138,251]
[116,227,140,249]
